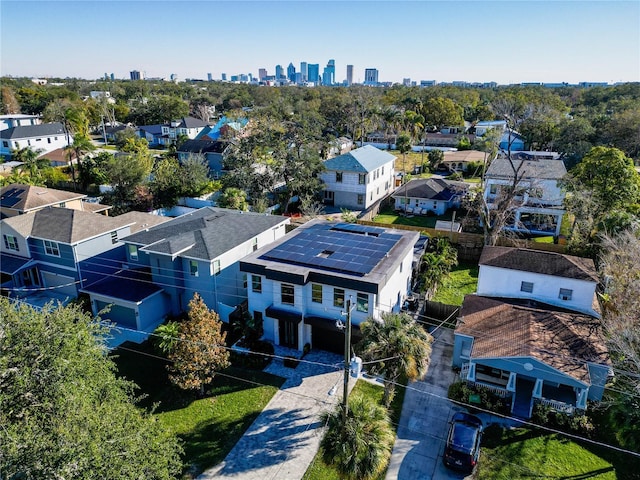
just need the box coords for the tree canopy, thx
[0,298,182,479]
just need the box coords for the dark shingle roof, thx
[123,207,289,261]
[178,139,227,154]
[323,145,395,173]
[81,268,162,302]
[479,246,598,282]
[0,122,66,139]
[168,116,208,129]
[485,157,566,180]
[457,295,609,382]
[137,124,163,135]
[392,178,468,201]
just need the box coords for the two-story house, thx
[1,184,111,218]
[240,220,419,352]
[0,122,71,159]
[0,208,139,308]
[483,157,567,237]
[319,145,396,210]
[160,116,209,144]
[80,207,290,346]
[452,246,610,419]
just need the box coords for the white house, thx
[319,145,396,210]
[0,122,71,159]
[476,246,600,317]
[484,157,567,236]
[474,120,507,137]
[240,220,419,352]
[392,177,468,215]
[160,116,209,144]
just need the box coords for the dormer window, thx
[559,288,573,301]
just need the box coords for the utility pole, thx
[342,296,353,423]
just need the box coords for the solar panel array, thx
[0,187,25,208]
[263,223,402,276]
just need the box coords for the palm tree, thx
[358,312,433,407]
[65,134,95,190]
[320,395,395,480]
[13,147,47,181]
[396,133,412,212]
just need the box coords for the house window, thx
[358,174,366,185]
[559,288,573,301]
[3,234,19,251]
[382,166,384,175]
[243,273,248,289]
[336,172,343,183]
[128,244,138,261]
[190,260,199,277]
[334,288,345,308]
[281,283,295,305]
[400,261,403,273]
[251,275,262,293]
[2,141,8,148]
[110,231,118,244]
[44,240,60,257]
[433,202,437,209]
[489,184,498,195]
[47,138,51,144]
[520,281,534,293]
[213,259,221,276]
[312,283,323,303]
[357,194,364,205]
[59,202,66,208]
[356,292,369,313]
[252,238,258,252]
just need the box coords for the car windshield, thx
[450,423,477,453]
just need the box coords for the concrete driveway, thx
[386,328,473,480]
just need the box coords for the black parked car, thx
[443,412,483,473]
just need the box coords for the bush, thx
[531,403,595,437]
[230,340,274,370]
[448,381,510,415]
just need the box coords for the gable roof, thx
[137,124,164,136]
[1,184,85,212]
[112,211,170,234]
[479,246,598,282]
[457,295,609,383]
[0,122,66,139]
[485,157,567,180]
[166,116,208,129]
[323,145,395,173]
[2,207,135,244]
[122,207,289,261]
[392,177,468,201]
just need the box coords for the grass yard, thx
[373,206,456,229]
[302,379,406,480]
[111,342,285,477]
[431,262,479,306]
[477,426,639,480]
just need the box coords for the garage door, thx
[41,272,77,298]
[96,301,137,329]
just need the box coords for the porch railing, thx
[535,397,575,415]
[460,366,510,398]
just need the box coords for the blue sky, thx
[1,1,638,84]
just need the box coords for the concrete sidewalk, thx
[199,348,352,480]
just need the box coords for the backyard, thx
[431,262,479,306]
[111,342,285,478]
[373,205,461,229]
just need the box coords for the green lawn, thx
[111,343,285,477]
[477,426,639,479]
[373,206,455,229]
[302,379,406,480]
[431,262,479,306]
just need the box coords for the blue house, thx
[177,139,229,178]
[81,207,290,346]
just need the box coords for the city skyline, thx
[1,1,639,85]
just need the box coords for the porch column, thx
[554,213,563,237]
[532,378,544,399]
[576,388,588,409]
[467,362,476,382]
[507,372,517,392]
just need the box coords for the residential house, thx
[483,157,567,236]
[392,177,468,215]
[453,295,610,418]
[319,145,396,210]
[473,120,506,137]
[0,122,71,159]
[0,114,41,131]
[452,246,608,418]
[39,147,76,168]
[240,221,419,352]
[81,207,290,345]
[103,123,133,144]
[439,150,486,173]
[499,130,526,153]
[476,246,600,317]
[0,208,140,309]
[160,116,209,144]
[195,116,248,141]
[177,139,228,178]
[137,124,165,146]
[1,184,111,218]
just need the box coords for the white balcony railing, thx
[536,397,576,415]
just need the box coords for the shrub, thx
[448,381,510,415]
[531,403,595,437]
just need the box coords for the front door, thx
[323,191,334,206]
[279,319,298,349]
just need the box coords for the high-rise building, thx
[346,65,353,86]
[364,68,379,85]
[275,64,284,80]
[110,73,115,81]
[402,78,411,86]
[287,63,296,82]
[308,64,320,84]
[207,73,213,81]
[258,68,268,81]
[221,73,227,81]
[170,73,178,82]
[300,62,308,82]
[322,59,335,86]
[130,70,141,80]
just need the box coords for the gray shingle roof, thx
[485,157,567,180]
[479,246,598,282]
[0,122,66,139]
[1,184,85,212]
[178,139,227,154]
[323,145,395,173]
[168,116,208,129]
[123,207,289,261]
[392,178,468,201]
